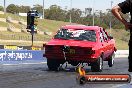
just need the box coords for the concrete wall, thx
[0,18,6,22]
[0,27,7,31]
[115,50,129,57]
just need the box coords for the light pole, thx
[4,0,6,14]
[92,0,95,26]
[110,1,113,34]
[69,0,72,23]
[43,0,44,19]
[93,9,95,26]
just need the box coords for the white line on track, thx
[2,62,47,66]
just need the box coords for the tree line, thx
[0,4,130,29]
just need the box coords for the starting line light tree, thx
[27,10,39,33]
[26,10,39,46]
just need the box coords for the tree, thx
[6,4,19,14]
[0,6,3,11]
[66,8,82,23]
[32,4,43,14]
[45,5,66,21]
[19,5,30,13]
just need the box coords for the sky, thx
[0,0,125,12]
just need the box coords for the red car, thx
[44,25,116,72]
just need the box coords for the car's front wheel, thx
[91,56,103,72]
[47,59,60,71]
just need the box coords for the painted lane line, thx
[2,62,47,66]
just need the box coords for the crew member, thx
[112,0,132,72]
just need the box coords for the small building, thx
[18,13,43,19]
[19,13,27,16]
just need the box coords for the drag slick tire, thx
[47,59,60,71]
[91,56,103,72]
[108,52,115,67]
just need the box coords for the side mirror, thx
[109,36,113,39]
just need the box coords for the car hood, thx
[47,39,96,48]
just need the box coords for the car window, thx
[54,29,96,42]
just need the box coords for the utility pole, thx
[43,0,44,19]
[110,1,113,34]
[70,0,72,23]
[93,8,95,26]
[92,0,95,26]
[4,0,6,14]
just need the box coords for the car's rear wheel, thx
[47,59,60,71]
[91,56,103,72]
[108,52,115,67]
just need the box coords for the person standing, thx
[112,0,132,72]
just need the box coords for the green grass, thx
[19,16,71,32]
[0,13,20,20]
[38,19,71,32]
[0,31,51,41]
[0,13,70,32]
[0,40,44,46]
[106,29,129,50]
[115,39,129,50]
[11,23,21,29]
[6,13,20,20]
[0,14,6,18]
[0,21,8,27]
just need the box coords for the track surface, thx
[0,57,132,88]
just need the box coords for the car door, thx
[103,29,114,54]
[102,29,113,57]
[100,29,109,59]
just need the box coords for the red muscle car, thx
[44,25,116,72]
